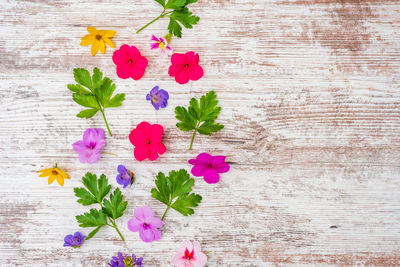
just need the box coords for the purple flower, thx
[116,165,134,188]
[146,86,169,110]
[72,128,105,164]
[108,252,143,267]
[63,232,85,248]
[188,153,230,184]
[127,206,163,243]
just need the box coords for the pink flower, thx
[129,122,166,161]
[188,153,230,184]
[168,51,204,84]
[171,240,207,267]
[127,206,163,243]
[150,35,172,55]
[112,44,148,80]
[72,128,105,164]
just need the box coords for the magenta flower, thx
[127,206,163,243]
[171,240,207,267]
[72,128,105,164]
[188,153,230,184]
[150,35,172,55]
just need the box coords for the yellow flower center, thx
[158,41,165,49]
[95,34,102,40]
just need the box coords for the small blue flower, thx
[116,165,134,188]
[108,252,143,267]
[63,232,85,248]
[146,86,169,110]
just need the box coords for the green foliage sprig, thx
[136,0,200,38]
[74,172,127,241]
[67,68,125,136]
[175,91,224,150]
[151,169,202,220]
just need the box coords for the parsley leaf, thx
[72,172,127,242]
[137,0,199,38]
[175,90,224,149]
[151,169,202,219]
[67,68,125,136]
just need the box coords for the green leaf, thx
[74,187,97,206]
[175,91,224,148]
[105,93,125,108]
[197,121,224,135]
[86,226,102,240]
[154,0,165,7]
[76,209,107,228]
[78,172,111,204]
[168,18,183,38]
[73,68,92,90]
[170,8,199,29]
[166,0,186,9]
[92,67,103,90]
[102,188,128,220]
[151,169,202,217]
[76,108,98,119]
[73,93,99,109]
[186,0,197,4]
[67,84,92,95]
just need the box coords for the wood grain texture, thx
[1,0,400,266]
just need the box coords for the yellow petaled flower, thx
[37,165,70,186]
[80,26,116,56]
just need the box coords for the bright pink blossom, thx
[171,240,207,267]
[127,206,163,243]
[129,122,166,161]
[112,44,148,80]
[188,153,230,184]
[72,128,105,164]
[168,51,203,84]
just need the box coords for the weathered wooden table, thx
[1,0,400,266]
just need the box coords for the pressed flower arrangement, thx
[35,1,231,265]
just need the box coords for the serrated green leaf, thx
[151,169,201,217]
[199,90,220,121]
[73,93,99,109]
[154,0,165,7]
[105,93,125,108]
[67,84,92,95]
[86,226,102,240]
[197,121,224,135]
[168,18,183,38]
[76,209,107,228]
[166,0,186,9]
[188,98,200,120]
[170,8,199,29]
[175,106,196,131]
[80,172,111,204]
[77,108,98,119]
[74,187,98,206]
[92,67,103,90]
[102,188,127,220]
[73,68,92,90]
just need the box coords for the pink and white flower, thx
[150,35,172,55]
[171,240,207,267]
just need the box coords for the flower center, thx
[184,248,194,262]
[52,170,58,175]
[184,64,189,68]
[158,41,165,49]
[147,141,151,144]
[129,59,133,63]
[95,34,102,40]
[152,96,159,103]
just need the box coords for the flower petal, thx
[191,165,208,177]
[196,153,213,164]
[150,86,159,96]
[186,51,199,65]
[48,175,56,184]
[116,64,131,79]
[99,40,106,54]
[203,169,220,184]
[151,35,159,42]
[91,40,100,56]
[149,216,163,228]
[117,164,127,174]
[150,42,160,50]
[87,26,97,34]
[171,53,186,66]
[55,175,64,186]
[103,30,116,37]
[134,144,150,161]
[80,34,94,46]
[188,64,204,81]
[139,227,155,242]
[112,46,130,65]
[72,140,86,153]
[103,37,115,48]
[137,121,152,133]
[127,218,142,232]
[192,251,207,266]
[148,144,160,161]
[175,68,190,84]
[151,226,162,241]
[149,124,164,143]
[154,142,166,155]
[134,206,154,222]
[215,163,230,173]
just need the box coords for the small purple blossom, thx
[146,86,169,110]
[188,153,230,184]
[72,128,105,164]
[127,206,163,243]
[116,165,134,188]
[150,34,172,55]
[108,252,143,267]
[63,232,85,248]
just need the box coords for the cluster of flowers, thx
[37,26,230,267]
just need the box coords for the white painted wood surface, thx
[1,0,400,266]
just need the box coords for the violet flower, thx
[72,128,105,164]
[116,165,134,188]
[127,206,163,243]
[108,252,143,267]
[146,86,169,110]
[188,152,230,184]
[63,232,85,248]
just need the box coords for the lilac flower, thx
[150,34,172,55]
[72,128,105,164]
[63,232,85,248]
[188,152,230,184]
[146,86,169,110]
[108,252,143,267]
[116,165,134,188]
[127,206,163,243]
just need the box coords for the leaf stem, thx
[110,219,125,241]
[161,205,171,221]
[99,108,112,136]
[136,9,173,34]
[189,122,201,150]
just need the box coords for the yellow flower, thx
[37,165,70,186]
[80,26,116,56]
